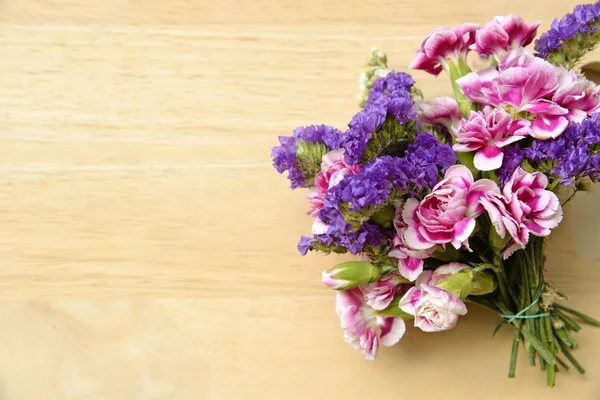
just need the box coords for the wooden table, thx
[0,0,599,398]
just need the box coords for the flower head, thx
[402,165,496,251]
[410,23,480,75]
[360,273,404,310]
[480,167,563,258]
[473,15,540,58]
[453,107,530,170]
[336,288,406,359]
[399,282,467,332]
[389,203,436,281]
[456,48,594,139]
[418,97,462,133]
[272,125,343,188]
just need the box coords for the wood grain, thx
[0,0,599,398]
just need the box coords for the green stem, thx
[546,362,556,387]
[554,304,600,327]
[561,188,577,207]
[558,340,586,374]
[446,57,475,117]
[521,326,556,366]
[508,323,521,378]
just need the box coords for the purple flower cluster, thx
[365,71,415,107]
[526,114,600,185]
[535,1,600,57]
[300,222,389,255]
[496,144,526,187]
[322,133,456,218]
[297,133,454,257]
[271,124,343,189]
[343,89,417,165]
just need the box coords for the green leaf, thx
[376,294,414,319]
[493,320,508,337]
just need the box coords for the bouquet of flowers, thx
[271,2,600,386]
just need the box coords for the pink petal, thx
[494,134,527,147]
[415,270,434,289]
[402,198,421,226]
[480,197,507,238]
[414,315,437,332]
[399,287,422,315]
[466,179,501,217]
[474,145,504,171]
[320,149,346,171]
[404,224,435,250]
[421,285,467,315]
[377,316,406,347]
[503,240,524,259]
[452,218,476,248]
[453,143,482,152]
[530,115,568,139]
[456,69,500,104]
[443,165,474,187]
[521,99,568,115]
[398,257,424,282]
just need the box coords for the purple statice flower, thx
[292,124,343,150]
[404,131,457,188]
[298,221,389,256]
[526,114,600,185]
[271,124,343,189]
[366,71,415,106]
[496,144,525,187]
[298,235,314,255]
[343,89,417,165]
[535,1,600,59]
[325,133,455,217]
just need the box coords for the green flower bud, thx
[321,261,381,290]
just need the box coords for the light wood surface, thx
[0,1,599,398]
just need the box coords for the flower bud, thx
[321,261,381,290]
[432,263,496,300]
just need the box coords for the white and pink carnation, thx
[402,165,497,251]
[336,288,406,360]
[418,96,462,133]
[399,269,468,332]
[388,203,436,281]
[478,167,563,258]
[456,48,600,139]
[453,106,530,170]
[472,15,540,58]
[410,23,480,75]
[360,273,404,310]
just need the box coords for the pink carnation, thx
[336,288,406,360]
[402,165,497,251]
[399,276,468,332]
[453,106,530,171]
[360,274,404,310]
[479,168,563,258]
[456,49,574,139]
[418,97,462,133]
[410,23,480,75]
[472,15,540,58]
[389,203,436,281]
